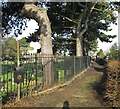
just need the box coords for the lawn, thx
[1,60,66,99]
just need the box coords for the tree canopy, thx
[2,37,33,60]
[106,43,120,60]
[97,49,105,59]
[47,2,117,55]
[2,2,119,56]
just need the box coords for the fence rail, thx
[1,54,91,104]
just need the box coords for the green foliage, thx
[53,35,76,55]
[106,43,120,60]
[47,2,117,55]
[2,2,119,55]
[19,37,34,55]
[2,2,26,36]
[2,37,17,60]
[2,90,7,97]
[97,49,105,58]
[2,37,33,59]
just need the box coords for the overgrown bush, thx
[103,60,120,107]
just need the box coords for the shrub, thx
[103,60,120,107]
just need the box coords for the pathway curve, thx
[3,62,105,108]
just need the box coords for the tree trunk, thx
[76,37,83,56]
[75,3,96,57]
[22,3,53,88]
[76,14,83,57]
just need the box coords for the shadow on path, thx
[92,62,107,105]
[3,62,106,107]
[94,66,105,72]
[62,101,70,109]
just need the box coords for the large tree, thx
[2,2,119,86]
[46,2,117,56]
[2,2,53,87]
[2,37,33,60]
[2,37,17,60]
[2,2,53,55]
[106,43,120,60]
[21,3,54,87]
[2,2,118,57]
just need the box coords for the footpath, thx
[3,62,105,108]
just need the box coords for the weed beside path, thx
[3,62,105,107]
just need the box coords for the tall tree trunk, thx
[76,16,83,57]
[76,3,97,57]
[22,3,53,88]
[76,37,83,56]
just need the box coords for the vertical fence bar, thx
[10,60,12,94]
[6,60,8,96]
[13,71,16,99]
[86,57,88,68]
[20,58,23,97]
[35,53,38,91]
[2,55,91,104]
[26,70,28,96]
[2,61,5,103]
[79,57,81,72]
[23,57,25,97]
[51,56,54,85]
[25,54,28,96]
[64,56,66,83]
[83,57,85,70]
[73,56,75,76]
[20,83,22,98]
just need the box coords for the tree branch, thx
[78,3,85,8]
[52,26,74,29]
[79,2,97,36]
[52,13,77,24]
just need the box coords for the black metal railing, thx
[1,54,91,104]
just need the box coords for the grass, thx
[1,70,64,97]
[57,70,64,83]
[1,59,68,101]
[1,70,43,97]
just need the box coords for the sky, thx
[97,16,118,53]
[16,19,40,53]
[16,12,118,54]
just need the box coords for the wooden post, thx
[17,40,20,101]
[73,56,76,76]
[118,8,120,51]
[17,40,20,67]
[17,84,20,101]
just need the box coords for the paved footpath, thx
[3,62,106,108]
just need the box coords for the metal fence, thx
[1,54,91,104]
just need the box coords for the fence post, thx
[80,57,82,72]
[35,53,38,91]
[64,56,67,82]
[16,40,20,101]
[73,56,76,76]
[51,56,54,85]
